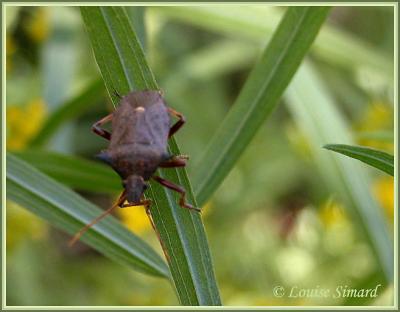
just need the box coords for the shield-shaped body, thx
[106,90,171,181]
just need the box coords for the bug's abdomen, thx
[140,103,170,148]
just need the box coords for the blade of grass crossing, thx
[193,6,331,205]
[12,150,121,193]
[6,154,169,278]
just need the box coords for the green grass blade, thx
[324,144,394,176]
[6,154,169,278]
[12,150,120,193]
[285,61,393,281]
[152,6,392,79]
[30,79,105,147]
[193,6,331,205]
[80,7,221,305]
[126,7,146,49]
[81,7,157,102]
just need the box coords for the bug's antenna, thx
[69,191,126,246]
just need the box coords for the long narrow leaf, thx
[193,6,331,205]
[80,7,221,305]
[324,144,394,176]
[6,154,169,278]
[12,150,121,193]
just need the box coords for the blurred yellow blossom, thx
[118,205,151,235]
[24,8,50,43]
[7,98,47,150]
[200,201,212,217]
[355,101,394,152]
[319,199,347,228]
[119,199,212,235]
[7,201,48,251]
[373,176,394,220]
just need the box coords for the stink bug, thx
[70,90,199,245]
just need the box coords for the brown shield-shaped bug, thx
[70,90,199,245]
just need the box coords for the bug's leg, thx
[119,196,172,262]
[159,155,189,168]
[167,107,186,138]
[92,113,113,141]
[69,190,126,246]
[144,201,171,263]
[152,176,201,212]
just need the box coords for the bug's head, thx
[123,175,148,204]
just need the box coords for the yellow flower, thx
[118,195,212,235]
[355,101,394,152]
[373,176,394,220]
[7,201,48,250]
[118,198,210,234]
[24,8,50,43]
[118,205,151,235]
[319,199,347,228]
[7,98,47,150]
[359,101,392,129]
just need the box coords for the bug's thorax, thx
[107,146,166,181]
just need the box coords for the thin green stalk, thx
[324,144,394,176]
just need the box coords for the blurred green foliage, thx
[6,5,394,306]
